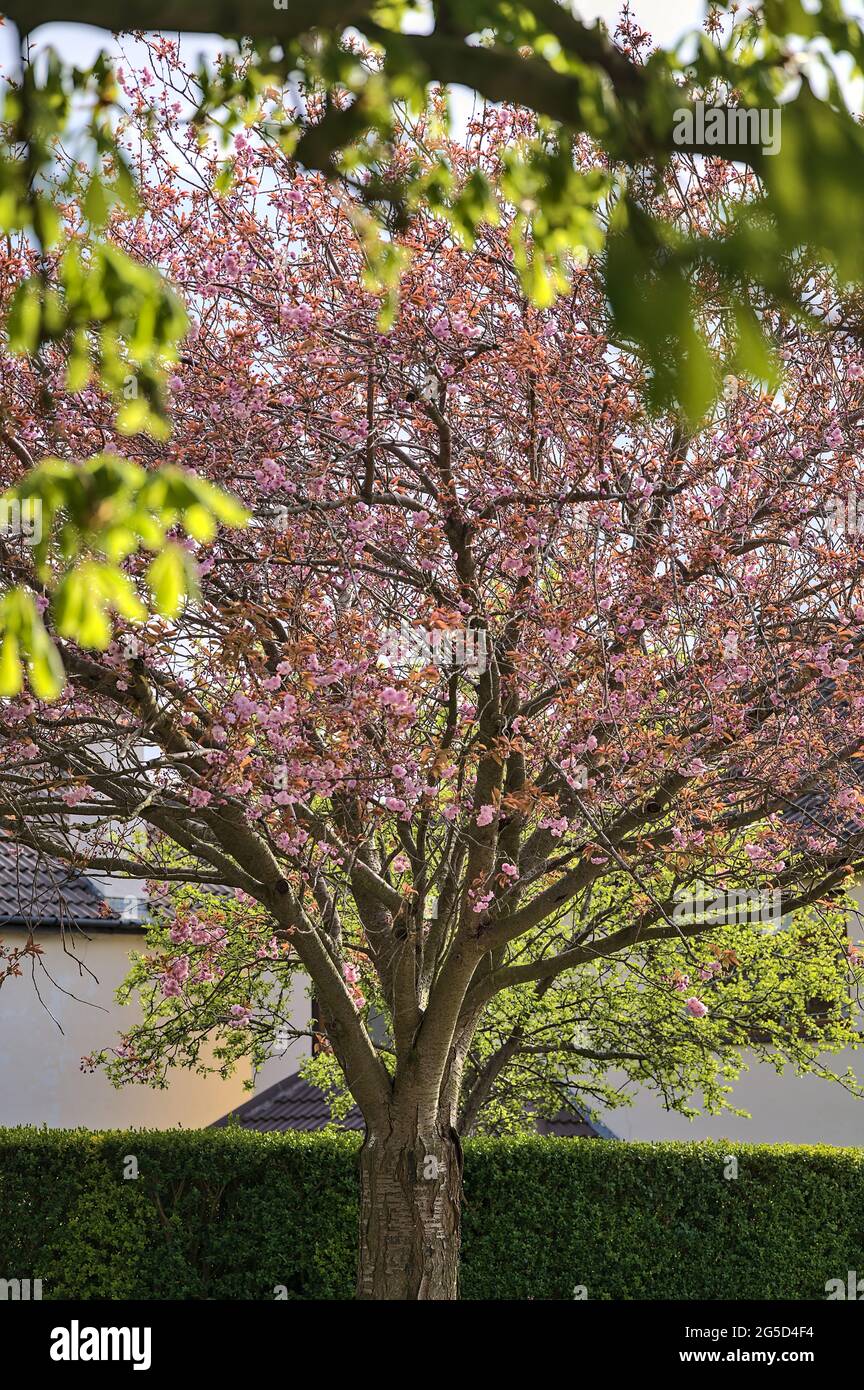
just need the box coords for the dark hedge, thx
[0,1129,860,1299]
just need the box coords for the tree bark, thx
[356,1125,463,1300]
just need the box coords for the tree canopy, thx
[5,3,864,686]
[2,61,863,1142]
[5,2,864,1296]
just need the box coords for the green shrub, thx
[462,1138,864,1300]
[0,1129,861,1299]
[0,1128,359,1300]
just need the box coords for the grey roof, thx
[212,1069,612,1138]
[212,1070,364,1133]
[0,838,120,928]
[537,1108,614,1139]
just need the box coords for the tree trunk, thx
[356,1126,463,1299]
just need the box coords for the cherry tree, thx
[3,45,864,1298]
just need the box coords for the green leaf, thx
[7,281,42,353]
[0,632,22,697]
[182,503,218,544]
[28,638,65,701]
[148,544,192,618]
[0,589,65,699]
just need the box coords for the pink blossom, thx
[380,687,416,717]
[679,758,709,778]
[61,784,94,807]
[540,815,569,838]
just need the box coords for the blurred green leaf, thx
[148,544,197,619]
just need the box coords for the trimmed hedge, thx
[0,1129,861,1299]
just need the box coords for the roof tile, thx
[0,839,118,926]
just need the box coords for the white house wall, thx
[594,882,864,1146]
[0,927,255,1129]
[596,1050,864,1146]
